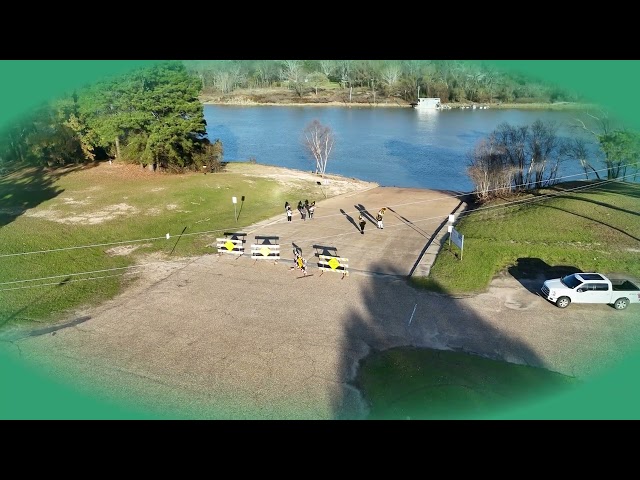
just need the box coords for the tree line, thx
[467,115,640,201]
[183,60,581,104]
[0,61,223,173]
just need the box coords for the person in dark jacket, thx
[359,213,366,234]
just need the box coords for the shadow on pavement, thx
[340,208,360,232]
[508,258,582,295]
[332,259,572,420]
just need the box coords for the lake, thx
[203,105,607,192]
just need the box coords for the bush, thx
[192,139,224,173]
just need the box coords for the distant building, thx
[414,97,441,109]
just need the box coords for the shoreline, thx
[200,98,597,111]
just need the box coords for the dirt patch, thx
[224,163,378,197]
[105,243,152,256]
[60,197,91,206]
[25,203,138,225]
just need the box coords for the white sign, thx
[232,196,237,204]
[448,214,455,223]
[450,227,464,251]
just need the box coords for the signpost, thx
[232,196,237,223]
[447,225,464,260]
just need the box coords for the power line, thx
[292,176,637,245]
[0,271,142,292]
[1,163,637,259]
[0,261,178,286]
[3,175,633,290]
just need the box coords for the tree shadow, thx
[332,259,566,420]
[339,209,360,232]
[0,163,101,228]
[551,181,640,200]
[538,204,640,243]
[543,185,640,217]
[0,276,76,332]
[508,258,582,294]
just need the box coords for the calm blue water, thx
[203,105,604,192]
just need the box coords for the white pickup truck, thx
[541,272,640,310]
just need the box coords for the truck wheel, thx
[556,296,571,308]
[614,298,629,310]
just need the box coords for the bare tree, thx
[569,109,637,179]
[306,72,327,96]
[337,60,353,89]
[528,120,561,188]
[571,109,612,138]
[494,122,528,188]
[319,60,335,79]
[469,120,569,197]
[254,60,280,88]
[303,120,335,177]
[280,60,305,97]
[381,63,402,90]
[212,62,245,94]
[566,137,601,180]
[467,135,512,201]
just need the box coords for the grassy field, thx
[0,162,328,330]
[413,180,640,294]
[355,347,580,420]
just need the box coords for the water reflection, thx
[204,105,615,192]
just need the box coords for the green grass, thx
[413,181,640,294]
[0,162,326,329]
[355,347,580,420]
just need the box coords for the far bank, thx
[200,96,595,111]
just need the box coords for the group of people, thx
[288,206,387,277]
[285,200,315,222]
[359,207,386,234]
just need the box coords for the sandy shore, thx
[222,162,379,197]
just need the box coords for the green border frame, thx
[1,60,639,419]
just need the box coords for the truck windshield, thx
[561,274,582,289]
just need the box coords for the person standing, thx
[377,207,386,229]
[308,201,315,219]
[285,202,292,222]
[359,213,366,235]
